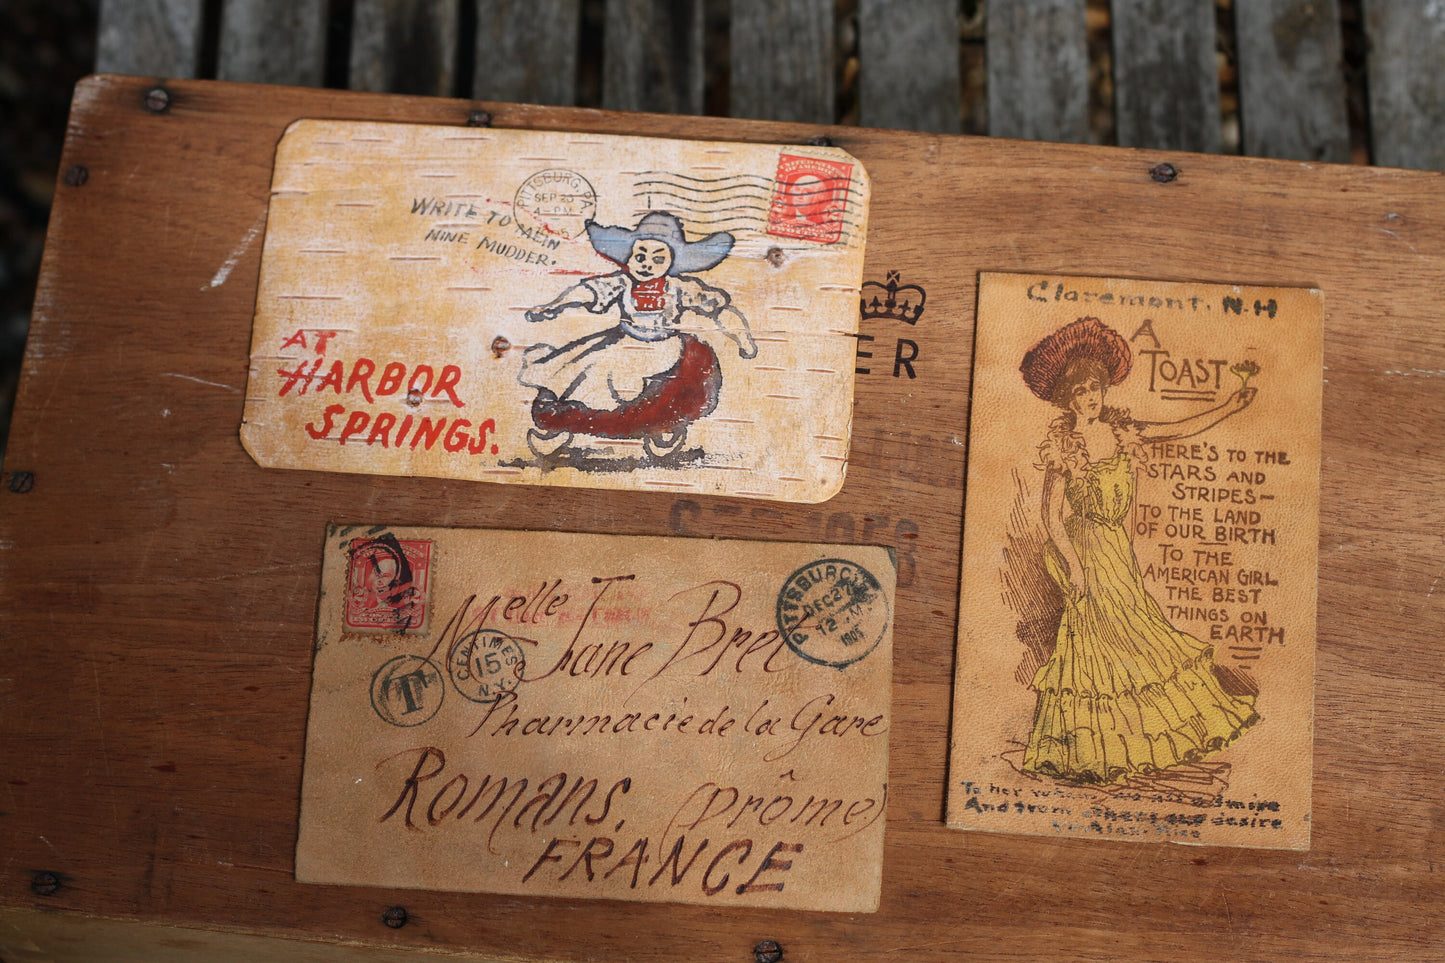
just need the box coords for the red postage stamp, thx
[767,153,854,244]
[344,533,432,631]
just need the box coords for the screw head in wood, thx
[145,87,172,114]
[8,471,34,493]
[64,165,89,187]
[753,939,783,963]
[1150,162,1179,183]
[804,135,832,148]
[382,905,408,928]
[467,110,493,128]
[31,872,60,896]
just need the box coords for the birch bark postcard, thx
[947,272,1322,850]
[241,122,869,503]
[297,525,894,911]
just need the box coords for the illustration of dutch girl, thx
[519,211,757,461]
[1017,317,1260,784]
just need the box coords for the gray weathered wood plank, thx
[1363,0,1445,170]
[858,0,960,133]
[1235,0,1350,162]
[602,0,704,114]
[350,0,459,96]
[1111,0,1220,152]
[731,0,833,124]
[986,0,1089,143]
[473,0,581,106]
[217,0,328,86]
[95,0,204,78]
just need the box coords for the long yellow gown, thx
[1022,450,1258,784]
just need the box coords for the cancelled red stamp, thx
[767,153,854,244]
[344,533,432,632]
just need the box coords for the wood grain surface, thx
[730,0,834,124]
[1363,0,1445,171]
[95,0,204,78]
[217,0,328,87]
[1111,0,1221,153]
[1,74,1442,962]
[472,0,581,106]
[985,0,1089,144]
[1234,0,1350,163]
[857,0,961,134]
[601,0,704,115]
[349,0,458,98]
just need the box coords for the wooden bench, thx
[95,0,1445,169]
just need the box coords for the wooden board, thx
[1111,0,1221,152]
[349,0,459,97]
[985,0,1088,144]
[1363,0,1445,171]
[1234,0,1350,163]
[730,0,834,124]
[217,0,328,87]
[1,74,1442,962]
[95,0,204,78]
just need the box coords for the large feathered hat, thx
[586,211,734,275]
[1019,317,1132,401]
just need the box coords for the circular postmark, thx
[448,628,526,703]
[513,169,597,241]
[370,654,445,727]
[775,558,890,669]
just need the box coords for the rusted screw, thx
[467,110,493,128]
[405,388,424,407]
[8,471,35,494]
[31,872,60,896]
[765,247,785,268]
[804,135,832,148]
[145,86,172,114]
[381,906,408,929]
[491,335,511,358]
[1149,162,1178,183]
[753,939,783,963]
[64,165,89,187]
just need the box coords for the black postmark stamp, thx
[370,654,445,727]
[514,169,597,241]
[448,628,526,703]
[776,558,890,669]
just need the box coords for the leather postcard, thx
[296,525,894,910]
[946,272,1322,850]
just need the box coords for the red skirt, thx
[531,333,722,438]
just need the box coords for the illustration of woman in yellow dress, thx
[1018,317,1259,784]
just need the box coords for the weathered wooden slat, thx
[95,0,205,78]
[1363,0,1445,170]
[858,0,961,133]
[1235,0,1350,162]
[601,0,704,114]
[730,0,833,124]
[472,0,581,106]
[349,0,458,97]
[217,0,328,86]
[1111,0,1220,153]
[985,0,1088,143]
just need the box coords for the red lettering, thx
[435,364,464,407]
[305,404,344,439]
[444,419,472,452]
[467,418,497,455]
[377,362,406,395]
[407,365,434,398]
[345,357,376,402]
[339,410,370,444]
[281,330,307,350]
[316,359,344,394]
[277,357,322,396]
[367,413,397,447]
[410,417,446,450]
